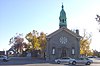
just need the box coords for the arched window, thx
[52,47,55,55]
[62,19,64,23]
[72,47,75,55]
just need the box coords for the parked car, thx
[88,56,97,58]
[69,57,93,65]
[0,55,9,62]
[55,57,75,64]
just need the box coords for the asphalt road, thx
[0,57,100,66]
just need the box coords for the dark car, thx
[0,55,9,62]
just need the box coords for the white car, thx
[55,57,75,64]
[69,57,93,65]
[0,55,9,62]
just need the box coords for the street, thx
[0,57,100,66]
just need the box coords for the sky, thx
[0,0,100,51]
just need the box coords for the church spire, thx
[62,3,64,9]
[59,4,67,28]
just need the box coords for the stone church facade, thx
[45,4,81,61]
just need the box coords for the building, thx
[45,4,81,61]
[0,51,5,55]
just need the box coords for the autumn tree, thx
[38,32,47,58]
[25,30,40,50]
[25,30,47,58]
[80,30,92,56]
[9,33,26,55]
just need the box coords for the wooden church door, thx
[61,47,67,58]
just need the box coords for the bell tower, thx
[59,4,67,28]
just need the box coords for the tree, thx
[25,30,40,50]
[95,14,100,32]
[38,32,47,58]
[25,30,47,58]
[9,33,25,56]
[95,14,100,23]
[80,30,92,56]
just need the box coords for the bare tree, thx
[96,15,100,22]
[95,14,100,32]
[9,33,24,55]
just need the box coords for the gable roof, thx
[47,27,81,39]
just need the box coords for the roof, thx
[47,27,81,39]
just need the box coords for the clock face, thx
[59,37,67,44]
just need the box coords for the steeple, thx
[59,4,67,28]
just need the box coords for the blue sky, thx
[0,0,100,51]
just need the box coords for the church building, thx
[45,4,81,61]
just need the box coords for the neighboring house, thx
[0,51,5,55]
[7,48,16,56]
[45,4,81,61]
